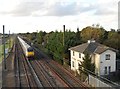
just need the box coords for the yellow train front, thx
[26,47,34,58]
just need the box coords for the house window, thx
[109,66,111,73]
[72,61,74,67]
[79,53,81,58]
[104,67,107,74]
[73,51,75,56]
[78,63,81,69]
[106,54,110,60]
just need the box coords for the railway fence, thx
[78,67,120,89]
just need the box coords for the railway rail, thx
[33,46,89,88]
[12,37,89,88]
[3,37,89,88]
[14,38,42,88]
[30,60,54,87]
[34,60,69,87]
[14,42,21,87]
[51,60,88,87]
[19,38,43,88]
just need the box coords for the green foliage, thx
[45,31,63,64]
[44,29,81,64]
[103,31,120,50]
[35,31,46,46]
[82,53,95,72]
[36,31,43,45]
[81,26,105,43]
[22,24,120,65]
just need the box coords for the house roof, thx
[69,41,116,54]
[94,46,117,54]
[69,43,89,53]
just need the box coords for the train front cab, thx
[27,47,34,59]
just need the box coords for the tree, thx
[36,31,44,45]
[103,31,120,50]
[81,26,105,43]
[82,53,95,72]
[45,30,79,64]
[75,27,81,45]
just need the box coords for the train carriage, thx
[18,36,34,58]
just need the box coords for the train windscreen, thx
[27,47,33,52]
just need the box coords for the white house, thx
[69,40,116,75]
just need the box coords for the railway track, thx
[14,37,89,88]
[18,37,65,88]
[21,53,38,87]
[15,38,42,88]
[14,42,21,87]
[33,46,89,88]
[40,59,88,88]
[51,60,88,86]
[34,60,69,87]
[38,60,73,87]
[3,37,89,88]
[30,60,55,87]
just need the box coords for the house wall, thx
[99,50,116,75]
[94,54,100,75]
[70,50,84,71]
[70,49,116,76]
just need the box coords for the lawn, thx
[0,38,13,63]
[0,45,3,63]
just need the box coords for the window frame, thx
[104,66,107,74]
[108,66,111,73]
[79,53,81,58]
[73,51,75,56]
[105,54,110,60]
[72,61,74,67]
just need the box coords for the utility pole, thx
[63,25,65,46]
[3,25,6,70]
[63,25,65,65]
[9,30,10,50]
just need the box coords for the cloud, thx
[42,2,96,16]
[0,1,45,16]
[0,1,97,17]
[93,0,118,16]
[45,2,77,16]
[94,7,117,15]
[0,0,118,17]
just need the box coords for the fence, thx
[78,68,120,88]
[89,74,112,87]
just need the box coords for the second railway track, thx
[33,46,89,88]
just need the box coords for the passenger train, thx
[18,36,34,58]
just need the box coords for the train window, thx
[27,47,33,52]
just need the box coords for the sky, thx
[0,0,119,33]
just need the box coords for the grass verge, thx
[0,38,13,63]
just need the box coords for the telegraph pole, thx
[3,25,6,70]
[9,30,10,50]
[63,25,65,65]
[63,25,65,46]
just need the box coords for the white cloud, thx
[0,0,119,33]
[0,0,118,17]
